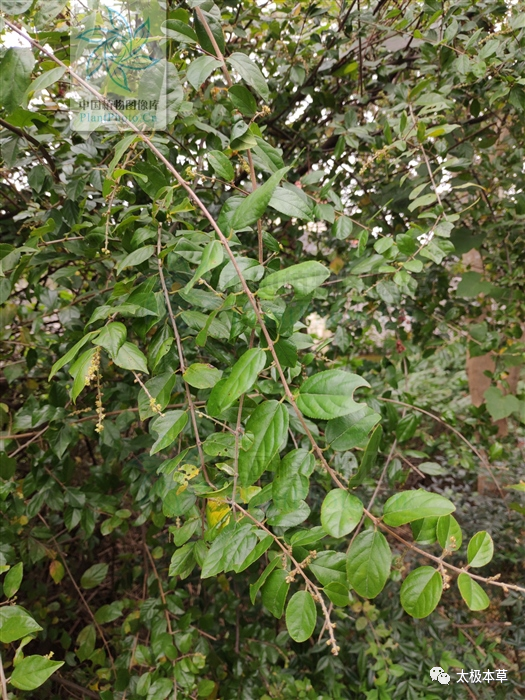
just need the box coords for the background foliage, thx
[1,0,525,698]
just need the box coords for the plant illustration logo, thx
[76,8,159,92]
[429,667,450,685]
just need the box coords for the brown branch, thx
[377,397,505,499]
[0,116,60,182]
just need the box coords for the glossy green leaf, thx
[457,573,490,611]
[326,406,381,452]
[268,185,314,220]
[230,167,288,230]
[467,531,494,567]
[261,569,289,618]
[183,363,222,389]
[259,261,330,299]
[308,552,346,586]
[184,240,224,292]
[285,591,317,642]
[114,342,149,374]
[411,517,438,545]
[93,322,127,358]
[297,370,369,420]
[69,347,98,403]
[208,150,235,181]
[347,530,391,599]
[207,348,266,416]
[400,567,443,618]
[250,557,281,604]
[0,48,35,113]
[162,19,198,43]
[150,410,189,455]
[80,563,109,589]
[169,543,197,579]
[238,400,289,487]
[10,655,64,691]
[227,52,269,100]
[0,606,42,643]
[436,515,463,551]
[349,424,383,487]
[321,489,363,538]
[116,245,155,275]
[187,55,222,90]
[49,331,100,380]
[228,84,258,117]
[323,582,350,607]
[273,449,314,510]
[4,562,23,598]
[138,372,176,420]
[382,489,455,527]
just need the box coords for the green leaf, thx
[321,489,363,538]
[296,370,369,420]
[395,414,419,442]
[0,452,16,480]
[332,216,353,240]
[382,489,455,527]
[268,185,314,221]
[259,261,330,299]
[261,569,289,618]
[323,581,350,607]
[9,655,64,691]
[186,55,221,90]
[411,517,438,545]
[93,322,127,358]
[49,331,100,380]
[1,0,33,13]
[114,342,149,374]
[169,543,196,579]
[484,387,520,421]
[309,552,346,586]
[235,534,273,573]
[230,167,289,230]
[457,573,490,611]
[266,500,310,528]
[467,531,494,568]
[183,363,222,389]
[0,48,35,113]
[346,530,391,599]
[116,245,155,275]
[436,515,463,551]
[273,449,314,510]
[400,567,443,618]
[80,563,109,589]
[285,591,317,642]
[227,52,269,101]
[228,84,258,117]
[208,150,235,181]
[0,606,42,643]
[207,348,266,416]
[69,347,98,403]
[4,562,23,598]
[349,425,383,487]
[150,410,189,455]
[138,372,177,420]
[162,19,198,43]
[250,557,281,604]
[23,66,66,104]
[184,240,224,292]
[238,400,289,486]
